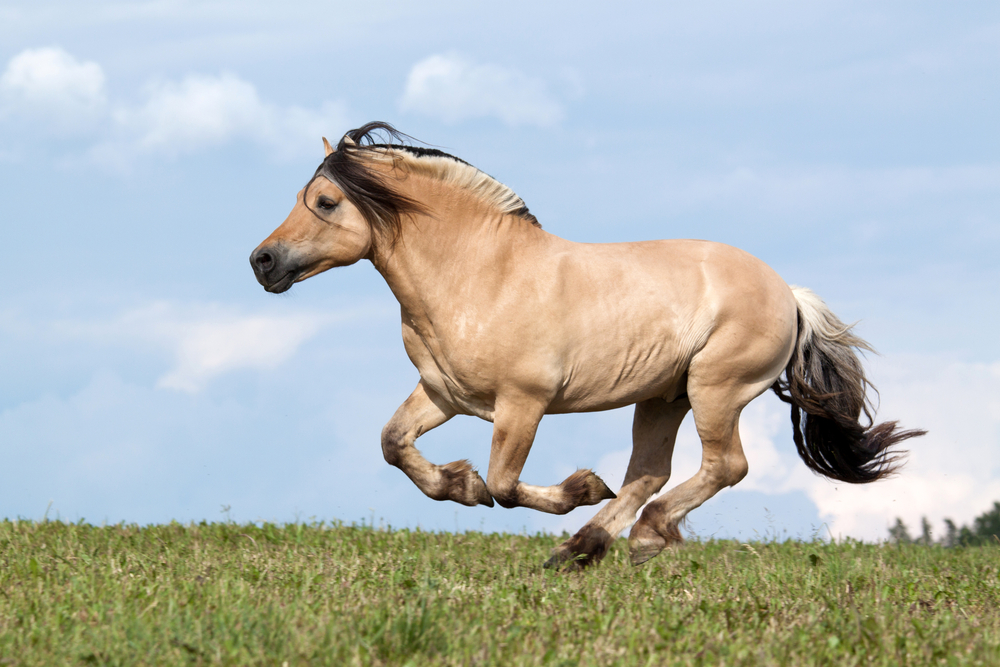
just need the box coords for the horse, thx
[250,122,924,569]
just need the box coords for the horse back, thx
[532,238,797,413]
[401,235,797,417]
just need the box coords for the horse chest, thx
[400,319,497,419]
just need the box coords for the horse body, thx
[387,223,797,417]
[251,123,923,568]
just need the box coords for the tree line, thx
[889,501,1000,546]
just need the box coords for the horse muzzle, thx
[250,242,297,293]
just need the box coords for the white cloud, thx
[400,53,563,127]
[0,46,106,129]
[56,302,335,393]
[111,73,348,159]
[808,356,1000,540]
[150,309,326,393]
[0,47,348,162]
[125,73,264,152]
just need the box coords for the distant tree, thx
[888,517,912,545]
[958,525,978,547]
[971,502,1000,544]
[942,518,959,548]
[918,516,933,546]
[936,502,1000,547]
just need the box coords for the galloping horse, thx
[251,122,924,568]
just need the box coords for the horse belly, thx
[547,340,694,414]
[539,248,712,413]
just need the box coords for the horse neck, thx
[370,178,543,319]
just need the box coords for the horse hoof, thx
[440,460,494,507]
[543,551,569,570]
[543,550,587,572]
[628,521,667,566]
[474,472,495,508]
[545,525,614,571]
[562,469,617,507]
[591,474,617,502]
[629,541,664,566]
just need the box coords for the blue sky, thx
[1,1,998,542]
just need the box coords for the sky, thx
[1,1,998,543]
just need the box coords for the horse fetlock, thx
[439,460,494,507]
[490,485,519,509]
[561,469,617,507]
[628,515,683,566]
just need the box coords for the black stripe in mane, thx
[306,122,539,246]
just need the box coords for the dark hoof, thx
[543,551,570,570]
[593,475,617,502]
[562,469,618,507]
[474,472,494,508]
[440,460,494,507]
[543,548,592,572]
[544,526,613,571]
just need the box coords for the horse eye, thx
[318,197,338,211]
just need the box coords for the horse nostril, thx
[255,251,273,272]
[251,244,287,284]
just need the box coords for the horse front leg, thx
[485,395,616,514]
[382,381,494,507]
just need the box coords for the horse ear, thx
[322,137,335,156]
[343,135,357,146]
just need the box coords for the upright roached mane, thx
[251,121,925,571]
[307,121,539,247]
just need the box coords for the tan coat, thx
[251,125,921,568]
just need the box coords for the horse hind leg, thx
[628,378,767,565]
[381,381,494,507]
[545,396,690,570]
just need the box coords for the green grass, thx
[1,520,999,666]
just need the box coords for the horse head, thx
[249,138,374,293]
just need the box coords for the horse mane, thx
[308,122,539,244]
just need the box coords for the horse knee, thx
[380,423,405,466]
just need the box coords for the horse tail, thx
[772,286,925,483]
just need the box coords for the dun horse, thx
[251,122,924,568]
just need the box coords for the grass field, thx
[1,520,999,666]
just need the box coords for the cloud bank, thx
[0,47,106,130]
[0,46,349,163]
[53,301,334,393]
[400,53,564,127]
